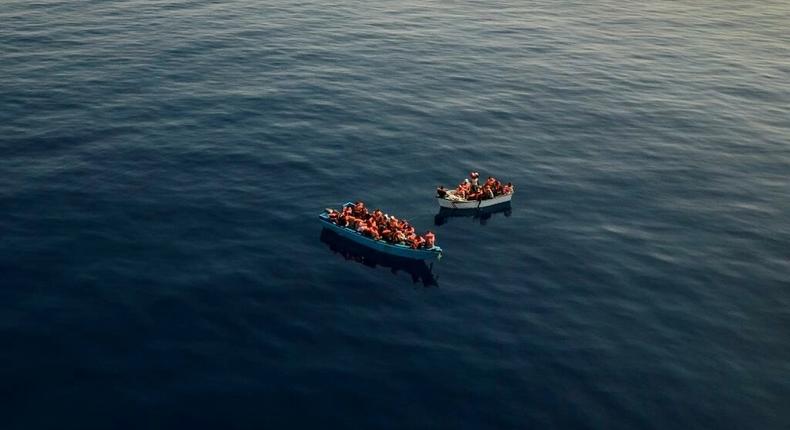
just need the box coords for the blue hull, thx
[319,214,442,261]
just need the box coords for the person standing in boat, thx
[469,171,480,192]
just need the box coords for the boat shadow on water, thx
[319,228,439,287]
[434,202,512,226]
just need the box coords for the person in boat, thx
[383,228,398,244]
[359,218,380,240]
[352,201,367,218]
[484,185,495,199]
[456,179,471,199]
[469,171,480,192]
[386,216,396,231]
[493,179,503,195]
[503,182,513,194]
[329,202,436,248]
[454,183,464,199]
[372,209,385,225]
[342,205,353,223]
[402,221,415,237]
[357,220,369,234]
[326,209,340,223]
[335,206,347,226]
[368,220,381,240]
[436,185,447,198]
[423,231,436,248]
[410,234,426,249]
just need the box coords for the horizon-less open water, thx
[1,1,789,428]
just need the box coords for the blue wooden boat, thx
[319,204,442,261]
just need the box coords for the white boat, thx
[436,188,514,209]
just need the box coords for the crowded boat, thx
[437,171,513,201]
[324,201,437,250]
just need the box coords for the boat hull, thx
[319,214,442,261]
[320,229,438,286]
[436,190,514,209]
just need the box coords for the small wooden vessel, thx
[436,188,515,209]
[319,204,442,261]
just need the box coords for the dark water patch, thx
[2,0,790,428]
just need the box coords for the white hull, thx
[436,190,514,209]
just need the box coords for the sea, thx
[1,1,788,428]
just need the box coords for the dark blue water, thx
[2,1,789,428]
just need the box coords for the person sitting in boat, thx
[483,184,495,200]
[392,216,405,232]
[402,222,415,238]
[357,220,369,233]
[456,179,471,199]
[352,201,367,218]
[372,209,385,225]
[386,216,396,230]
[326,208,340,223]
[359,219,380,240]
[493,179,503,195]
[369,220,381,240]
[502,182,513,194]
[410,234,426,249]
[382,228,397,244]
[436,185,447,198]
[423,231,436,248]
[454,183,464,199]
[336,206,350,226]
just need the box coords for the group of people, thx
[326,201,436,249]
[436,171,513,201]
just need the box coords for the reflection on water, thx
[434,202,512,226]
[319,229,439,287]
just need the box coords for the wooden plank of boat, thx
[436,189,515,209]
[318,210,442,261]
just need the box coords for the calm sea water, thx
[2,1,789,428]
